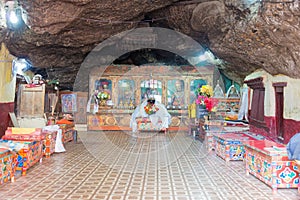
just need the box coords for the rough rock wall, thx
[1,0,300,90]
[188,0,300,82]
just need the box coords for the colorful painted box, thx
[0,140,43,176]
[3,128,43,140]
[244,140,298,193]
[0,148,16,184]
[40,131,57,158]
[3,127,57,158]
[136,118,167,134]
[294,161,300,193]
[213,132,258,162]
[58,124,74,143]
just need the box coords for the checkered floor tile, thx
[0,131,299,200]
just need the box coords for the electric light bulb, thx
[9,10,18,24]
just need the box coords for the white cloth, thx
[0,141,26,152]
[238,87,249,121]
[130,100,171,132]
[42,125,60,132]
[42,125,66,153]
[87,94,99,114]
[55,129,66,153]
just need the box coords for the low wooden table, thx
[213,132,259,162]
[244,140,299,193]
[136,118,167,134]
[41,131,57,157]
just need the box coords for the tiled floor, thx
[0,131,299,200]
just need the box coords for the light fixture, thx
[9,10,18,24]
[198,54,207,62]
[197,50,223,65]
[4,1,27,30]
[13,58,28,75]
[197,51,211,63]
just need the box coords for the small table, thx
[213,132,258,162]
[244,140,298,193]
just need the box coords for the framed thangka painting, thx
[117,79,135,107]
[167,79,185,107]
[61,93,77,113]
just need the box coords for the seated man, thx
[130,98,171,133]
[287,133,300,160]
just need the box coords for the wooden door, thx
[273,82,287,142]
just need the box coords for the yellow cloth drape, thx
[11,128,37,135]
[188,103,197,118]
[0,43,15,103]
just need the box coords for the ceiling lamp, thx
[4,0,28,30]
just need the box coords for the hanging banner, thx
[0,43,16,103]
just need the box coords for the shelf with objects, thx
[213,83,241,122]
[87,65,216,131]
[188,82,225,150]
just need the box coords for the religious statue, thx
[130,98,171,133]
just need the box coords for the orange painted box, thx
[57,124,74,143]
[0,140,43,176]
[3,127,57,157]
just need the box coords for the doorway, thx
[273,82,287,142]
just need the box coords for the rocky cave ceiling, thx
[1,0,300,90]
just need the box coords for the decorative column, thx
[0,43,16,137]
